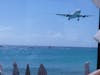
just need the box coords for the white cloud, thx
[0,25,13,32]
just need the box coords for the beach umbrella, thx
[12,62,20,75]
[88,69,100,75]
[93,0,100,8]
[25,64,31,75]
[37,64,47,75]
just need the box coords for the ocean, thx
[0,46,97,75]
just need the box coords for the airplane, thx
[56,9,91,21]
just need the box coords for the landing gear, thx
[68,17,70,20]
[77,18,80,21]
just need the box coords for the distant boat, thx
[48,46,52,48]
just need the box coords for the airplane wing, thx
[79,15,92,17]
[56,14,70,17]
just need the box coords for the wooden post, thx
[25,64,31,75]
[38,64,47,75]
[12,62,20,75]
[85,62,90,75]
[0,65,2,75]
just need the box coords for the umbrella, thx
[93,0,100,8]
[25,64,31,75]
[88,69,100,75]
[38,64,47,75]
[12,62,20,75]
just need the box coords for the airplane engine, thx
[82,15,88,18]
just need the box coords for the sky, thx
[0,0,99,47]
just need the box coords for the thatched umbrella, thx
[25,64,30,75]
[38,64,47,75]
[12,62,20,75]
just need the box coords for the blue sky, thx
[0,0,99,47]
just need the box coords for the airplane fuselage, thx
[68,10,81,20]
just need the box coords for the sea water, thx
[0,46,97,75]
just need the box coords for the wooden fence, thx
[0,62,90,75]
